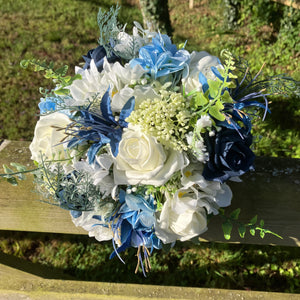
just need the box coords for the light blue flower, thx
[109,189,161,275]
[38,97,58,114]
[129,33,190,80]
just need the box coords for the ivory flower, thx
[29,112,71,163]
[113,125,185,186]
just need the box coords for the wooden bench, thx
[0,140,300,299]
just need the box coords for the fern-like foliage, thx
[97,4,122,55]
[20,59,81,95]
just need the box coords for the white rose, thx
[155,187,208,244]
[29,112,71,163]
[183,51,223,93]
[113,126,185,186]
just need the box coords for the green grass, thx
[0,0,143,141]
[168,0,300,158]
[1,231,300,293]
[0,0,299,157]
[0,0,300,293]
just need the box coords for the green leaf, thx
[238,224,246,238]
[209,105,225,121]
[55,65,68,76]
[20,60,29,68]
[7,177,18,186]
[222,220,233,240]
[260,219,264,227]
[3,164,14,175]
[230,208,240,220]
[207,79,221,98]
[249,215,257,225]
[260,231,265,239]
[54,88,70,95]
[221,90,233,103]
[194,92,208,108]
[10,162,27,172]
[250,228,256,236]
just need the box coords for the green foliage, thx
[97,4,122,55]
[0,162,37,185]
[189,50,236,123]
[0,0,142,141]
[219,208,282,240]
[20,59,81,95]
[2,231,300,292]
[168,0,299,158]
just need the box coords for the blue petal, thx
[70,210,82,218]
[100,89,117,125]
[211,66,224,81]
[119,189,126,204]
[87,142,104,164]
[119,96,135,128]
[108,128,123,157]
[199,72,209,93]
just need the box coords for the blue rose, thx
[82,45,121,72]
[202,128,255,183]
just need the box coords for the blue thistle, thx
[67,89,135,164]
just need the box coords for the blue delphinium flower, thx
[67,89,135,164]
[109,189,161,275]
[129,33,190,80]
[82,45,121,72]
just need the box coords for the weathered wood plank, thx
[0,263,299,300]
[1,140,300,246]
[272,0,300,9]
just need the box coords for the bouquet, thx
[4,6,297,275]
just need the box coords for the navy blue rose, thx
[202,128,255,183]
[82,45,121,72]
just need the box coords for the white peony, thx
[113,125,185,186]
[68,59,105,106]
[155,187,208,244]
[181,162,232,215]
[183,51,223,93]
[29,112,71,163]
[71,210,114,242]
[100,58,146,112]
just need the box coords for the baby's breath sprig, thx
[127,88,191,152]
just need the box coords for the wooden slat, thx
[1,140,300,246]
[0,263,299,300]
[272,0,300,9]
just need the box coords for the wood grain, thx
[1,140,300,246]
